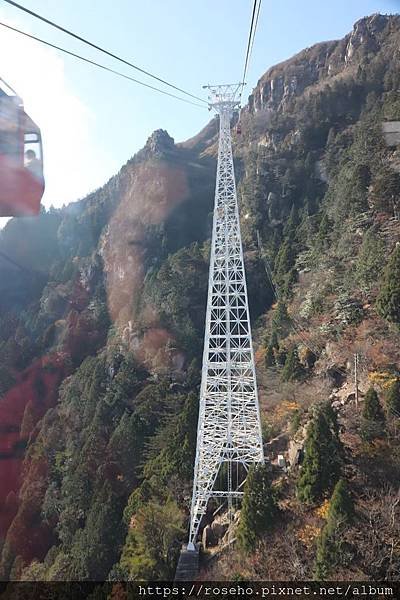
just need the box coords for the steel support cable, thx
[240,0,262,102]
[0,75,17,94]
[242,0,258,85]
[0,249,31,273]
[245,0,261,83]
[0,21,206,108]
[3,0,208,106]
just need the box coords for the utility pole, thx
[354,353,359,408]
[187,84,264,551]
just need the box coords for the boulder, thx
[210,520,228,541]
[277,454,286,468]
[288,439,304,467]
[202,525,214,548]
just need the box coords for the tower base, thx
[174,543,200,581]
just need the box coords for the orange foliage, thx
[315,499,330,520]
[255,347,266,364]
[296,523,322,547]
[274,400,300,420]
[368,371,398,390]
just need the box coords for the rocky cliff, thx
[247,13,393,114]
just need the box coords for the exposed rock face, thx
[246,14,396,114]
[247,40,335,113]
[97,129,214,373]
[202,524,213,548]
[288,439,303,467]
[345,14,388,63]
[141,129,175,158]
[101,161,188,325]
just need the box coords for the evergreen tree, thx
[275,241,295,283]
[326,478,354,529]
[314,479,354,579]
[120,500,184,580]
[265,329,279,367]
[314,526,338,580]
[275,348,288,367]
[321,401,340,438]
[297,406,342,504]
[283,205,299,237]
[143,392,198,482]
[371,169,400,213]
[272,301,291,339]
[269,329,279,349]
[355,228,385,292]
[385,379,400,418]
[237,464,279,552]
[315,213,332,250]
[281,348,304,382]
[265,344,275,367]
[362,387,384,421]
[376,246,400,325]
[361,387,385,441]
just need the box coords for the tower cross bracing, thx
[188,84,264,550]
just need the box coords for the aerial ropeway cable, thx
[236,0,262,124]
[0,2,209,217]
[0,21,206,109]
[3,0,208,106]
[240,0,262,107]
[245,0,262,81]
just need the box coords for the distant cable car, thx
[0,79,44,217]
[236,122,242,135]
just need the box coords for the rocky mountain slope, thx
[1,13,400,581]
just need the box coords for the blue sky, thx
[0,0,398,210]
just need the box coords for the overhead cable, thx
[3,0,208,105]
[241,0,261,86]
[0,21,206,108]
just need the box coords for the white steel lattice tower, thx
[188,84,264,550]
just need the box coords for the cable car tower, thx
[187,83,264,550]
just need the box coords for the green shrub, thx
[281,348,304,382]
[385,379,400,418]
[377,246,400,325]
[361,387,385,441]
[237,463,279,552]
[314,479,354,579]
[297,404,342,504]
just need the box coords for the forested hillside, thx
[1,13,400,581]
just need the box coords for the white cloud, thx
[0,15,111,217]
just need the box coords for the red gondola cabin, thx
[0,82,44,217]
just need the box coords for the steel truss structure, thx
[187,84,264,550]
